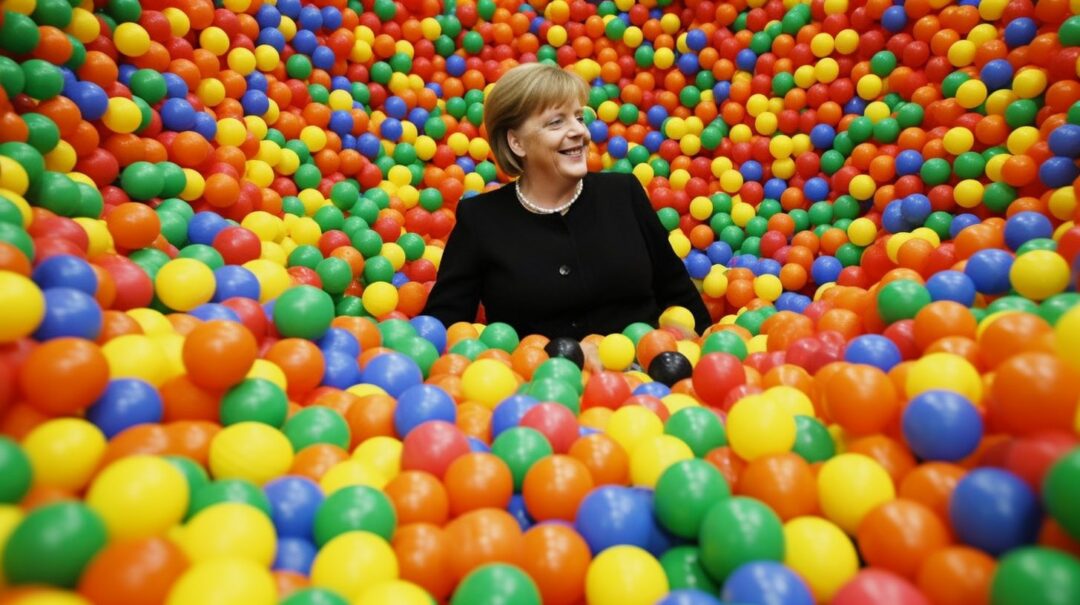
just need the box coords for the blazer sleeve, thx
[626,175,713,334]
[421,200,483,327]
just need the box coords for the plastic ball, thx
[451,564,542,605]
[1010,250,1070,300]
[310,531,398,601]
[585,545,669,605]
[461,359,518,408]
[1,502,107,588]
[721,561,815,605]
[654,459,730,539]
[949,468,1040,556]
[699,497,785,581]
[0,271,45,342]
[22,418,106,491]
[726,395,796,461]
[990,547,1080,605]
[209,422,294,486]
[86,455,188,539]
[817,453,896,534]
[782,516,859,602]
[274,285,334,340]
[165,558,276,605]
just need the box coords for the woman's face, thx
[509,100,590,185]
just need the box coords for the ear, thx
[506,129,526,158]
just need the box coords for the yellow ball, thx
[461,359,518,409]
[810,33,834,58]
[320,459,389,493]
[227,48,257,75]
[22,418,106,491]
[815,58,840,83]
[943,127,975,155]
[847,217,877,246]
[1010,250,1070,301]
[955,79,988,108]
[834,29,859,54]
[848,174,876,200]
[629,434,694,488]
[1055,306,1080,371]
[0,157,30,194]
[86,455,189,540]
[856,74,883,100]
[905,352,983,403]
[753,274,783,302]
[102,334,170,385]
[69,7,103,42]
[1006,126,1039,155]
[0,271,44,342]
[817,453,895,533]
[352,436,402,481]
[766,386,815,418]
[209,422,294,485]
[1012,68,1047,98]
[362,281,399,317]
[605,406,664,454]
[585,546,669,605]
[726,394,797,461]
[179,502,276,565]
[300,125,328,153]
[954,179,984,208]
[166,558,276,605]
[599,333,636,371]
[354,580,431,605]
[311,531,398,601]
[199,26,230,56]
[102,97,142,134]
[113,23,150,57]
[547,25,567,46]
[947,40,976,67]
[783,516,859,601]
[155,258,215,312]
[668,231,691,258]
[243,259,291,302]
[703,268,729,298]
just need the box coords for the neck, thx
[517,175,582,209]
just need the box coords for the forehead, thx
[529,101,585,120]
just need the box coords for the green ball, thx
[288,244,324,269]
[178,244,223,269]
[698,497,784,582]
[0,196,24,227]
[2,502,107,588]
[479,322,520,353]
[635,45,655,68]
[280,588,350,605]
[679,85,701,109]
[991,547,1080,605]
[846,117,873,144]
[273,285,335,340]
[314,485,396,546]
[107,0,142,22]
[21,113,60,155]
[531,358,583,394]
[953,151,986,179]
[792,415,835,463]
[0,13,40,55]
[33,0,73,27]
[872,118,899,143]
[808,201,833,226]
[362,255,394,283]
[523,378,580,414]
[130,69,167,104]
[393,336,439,377]
[657,207,681,231]
[0,141,45,185]
[1044,448,1080,544]
[120,161,164,201]
[664,407,727,457]
[450,337,489,360]
[941,71,970,98]
[157,210,188,247]
[895,103,924,129]
[660,546,719,592]
[462,31,484,54]
[452,564,542,605]
[0,56,25,98]
[820,150,845,174]
[188,479,272,520]
[1040,293,1080,325]
[491,427,553,491]
[701,331,748,360]
[1005,99,1038,128]
[377,318,417,348]
[983,182,1017,214]
[158,162,186,198]
[0,436,32,503]
[286,54,313,79]
[74,183,104,219]
[877,279,931,324]
[869,50,897,76]
[220,378,289,427]
[165,455,211,498]
[604,16,627,41]
[655,459,731,539]
[283,406,351,452]
[920,158,952,186]
[316,257,353,295]
[28,171,79,216]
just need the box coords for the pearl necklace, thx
[515,179,583,215]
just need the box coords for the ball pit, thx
[2,0,1080,603]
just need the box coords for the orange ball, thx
[384,470,450,526]
[915,546,996,605]
[106,202,162,250]
[444,508,524,581]
[522,454,595,521]
[19,338,110,415]
[856,499,952,578]
[181,319,258,391]
[567,433,629,486]
[443,452,513,517]
[735,453,818,521]
[393,523,455,601]
[520,523,591,605]
[77,537,189,605]
[822,363,899,436]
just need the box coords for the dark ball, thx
[648,351,693,386]
[544,336,584,368]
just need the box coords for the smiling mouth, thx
[559,145,585,158]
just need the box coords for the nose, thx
[570,117,588,140]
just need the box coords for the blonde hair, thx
[483,62,590,177]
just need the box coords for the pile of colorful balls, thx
[2,0,1080,603]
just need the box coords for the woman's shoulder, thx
[586,171,638,188]
[455,182,516,221]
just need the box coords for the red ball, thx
[401,420,471,479]
[520,403,580,454]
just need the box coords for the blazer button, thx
[558,264,571,276]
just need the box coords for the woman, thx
[422,62,711,340]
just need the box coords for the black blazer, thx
[422,171,712,340]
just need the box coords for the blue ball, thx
[162,73,189,98]
[264,476,323,540]
[192,113,218,140]
[633,381,671,398]
[410,315,447,353]
[212,265,261,302]
[291,30,318,55]
[900,194,932,224]
[764,178,787,200]
[811,255,842,284]
[574,486,654,554]
[380,118,403,142]
[188,212,229,246]
[926,270,977,305]
[608,136,628,159]
[246,72,268,92]
[656,590,724,605]
[647,105,669,129]
[949,468,1040,556]
[445,54,466,77]
[902,390,983,462]
[1049,124,1080,158]
[643,130,664,153]
[1039,156,1080,188]
[722,561,815,605]
[321,349,363,389]
[34,287,102,340]
[273,537,317,574]
[740,160,763,182]
[843,97,867,116]
[809,124,835,149]
[311,46,335,70]
[677,53,700,76]
[316,327,361,357]
[895,149,924,176]
[685,28,708,51]
[685,250,711,279]
[357,133,381,158]
[491,395,539,437]
[712,81,731,103]
[706,241,733,265]
[320,6,342,29]
[467,436,490,453]
[160,98,196,131]
[1004,211,1054,251]
[776,292,811,313]
[736,49,757,71]
[882,201,912,234]
[843,334,902,371]
[587,119,609,144]
[256,28,286,51]
[297,5,323,30]
[757,258,782,277]
[67,81,109,121]
[949,213,981,238]
[1004,17,1037,48]
[507,494,533,531]
[188,303,242,323]
[32,254,96,294]
[86,379,164,439]
[803,178,829,202]
[327,110,353,136]
[980,59,1014,91]
[384,96,408,120]
[240,90,269,116]
[255,5,281,28]
[394,384,456,437]
[361,352,423,398]
[881,5,907,32]
[964,248,1014,295]
[276,0,301,18]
